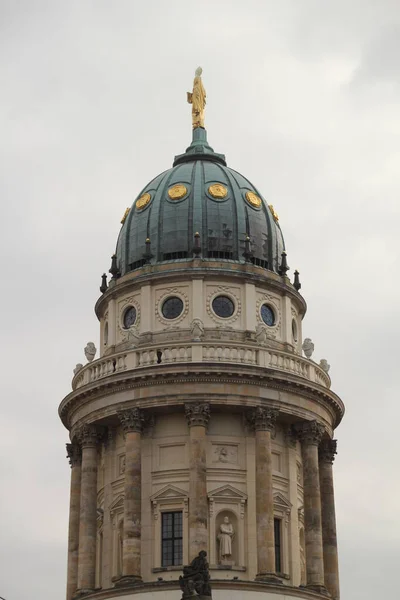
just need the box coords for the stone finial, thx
[295,420,325,446]
[250,406,279,432]
[293,270,301,291]
[73,363,83,375]
[319,439,337,464]
[117,407,144,433]
[185,402,210,428]
[243,235,253,262]
[143,238,153,263]
[179,550,212,599]
[77,424,99,448]
[302,338,314,359]
[100,273,108,294]
[278,251,289,276]
[66,441,81,467]
[193,231,201,256]
[109,254,120,279]
[319,359,330,373]
[84,342,96,363]
[191,318,204,342]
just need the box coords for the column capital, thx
[117,408,144,434]
[185,402,210,427]
[77,424,99,448]
[250,406,279,432]
[66,441,81,467]
[319,438,337,464]
[295,420,325,445]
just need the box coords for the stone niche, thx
[208,484,247,570]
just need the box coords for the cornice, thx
[75,578,332,600]
[59,363,344,432]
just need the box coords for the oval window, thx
[123,306,137,329]
[212,295,235,318]
[292,318,298,342]
[162,296,184,320]
[261,304,275,326]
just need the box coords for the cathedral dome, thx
[115,128,285,276]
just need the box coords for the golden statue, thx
[187,67,206,129]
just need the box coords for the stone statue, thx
[191,318,204,342]
[255,323,267,344]
[218,516,235,563]
[187,67,206,129]
[179,550,212,598]
[84,342,97,362]
[302,338,314,359]
[319,359,330,373]
[73,363,83,375]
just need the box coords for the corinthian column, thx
[319,439,340,599]
[66,441,81,600]
[77,425,99,594]
[185,402,210,560]
[296,420,327,594]
[252,406,280,582]
[117,408,143,584]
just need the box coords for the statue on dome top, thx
[187,67,206,129]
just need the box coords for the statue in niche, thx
[217,516,235,564]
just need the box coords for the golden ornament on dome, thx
[136,192,151,210]
[245,191,262,208]
[168,184,188,200]
[208,184,228,199]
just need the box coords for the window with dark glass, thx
[212,295,235,318]
[161,511,183,567]
[274,518,282,573]
[162,296,184,320]
[261,304,275,326]
[123,306,137,329]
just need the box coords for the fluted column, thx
[185,402,210,560]
[77,425,99,593]
[252,406,280,582]
[66,441,82,600]
[319,439,340,599]
[117,408,143,584]
[296,420,327,594]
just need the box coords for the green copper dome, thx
[116,129,285,275]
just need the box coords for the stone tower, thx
[60,74,343,600]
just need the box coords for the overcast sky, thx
[1,1,399,598]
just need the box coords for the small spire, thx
[193,232,201,256]
[187,67,206,130]
[293,270,301,291]
[100,273,108,294]
[278,251,289,276]
[243,235,253,263]
[109,254,120,280]
[143,238,153,264]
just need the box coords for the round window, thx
[162,296,184,320]
[123,306,137,329]
[261,304,275,326]
[292,318,298,342]
[212,295,235,318]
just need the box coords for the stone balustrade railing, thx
[71,343,331,391]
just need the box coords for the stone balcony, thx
[72,343,331,391]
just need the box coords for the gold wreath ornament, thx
[168,184,188,200]
[136,193,151,210]
[245,191,262,208]
[208,184,228,199]
[268,204,279,222]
